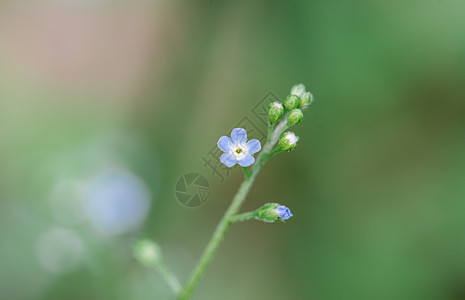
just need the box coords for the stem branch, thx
[156,261,183,296]
[230,210,258,223]
[178,116,289,300]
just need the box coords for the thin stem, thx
[178,117,289,300]
[230,210,258,223]
[155,261,183,296]
[270,148,282,157]
[242,167,251,180]
[267,124,273,141]
[178,159,263,299]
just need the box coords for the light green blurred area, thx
[0,0,464,299]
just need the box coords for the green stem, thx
[267,124,274,141]
[178,117,289,300]
[156,261,183,296]
[178,159,262,299]
[242,167,251,180]
[230,210,258,223]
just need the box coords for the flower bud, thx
[279,131,299,151]
[299,92,313,109]
[268,102,284,124]
[284,95,299,110]
[256,203,294,223]
[276,205,293,220]
[133,239,162,267]
[287,109,303,126]
[290,83,306,97]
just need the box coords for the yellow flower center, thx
[230,145,248,160]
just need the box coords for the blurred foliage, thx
[0,0,464,299]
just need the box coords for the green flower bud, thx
[279,131,299,151]
[133,239,162,267]
[268,101,284,124]
[284,95,299,110]
[256,203,294,223]
[287,109,303,126]
[256,203,280,223]
[290,83,306,97]
[299,91,313,109]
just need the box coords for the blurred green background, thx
[0,0,465,299]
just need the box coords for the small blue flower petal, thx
[220,153,237,168]
[276,205,293,220]
[217,136,233,153]
[246,139,261,155]
[231,128,247,144]
[237,155,255,167]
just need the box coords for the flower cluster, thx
[133,83,313,299]
[215,83,314,224]
[271,83,314,151]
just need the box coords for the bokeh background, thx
[1,0,465,299]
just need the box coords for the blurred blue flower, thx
[276,205,293,220]
[217,128,261,168]
[84,169,151,236]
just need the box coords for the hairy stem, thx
[177,117,289,300]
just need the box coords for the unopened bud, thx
[256,203,294,223]
[284,95,299,110]
[279,131,299,151]
[287,109,303,126]
[299,92,313,109]
[268,102,284,124]
[290,83,306,97]
[133,239,162,267]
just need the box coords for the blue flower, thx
[276,205,293,220]
[217,128,261,168]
